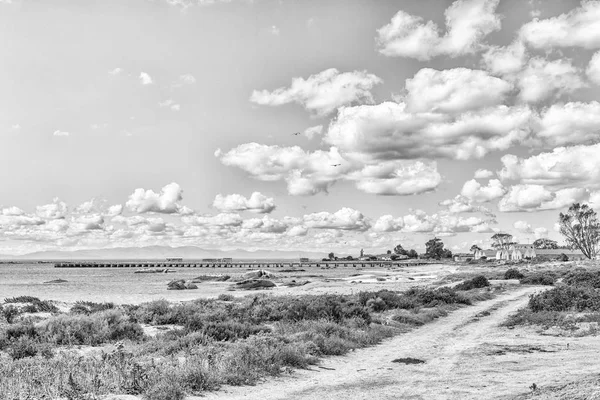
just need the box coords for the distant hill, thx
[3,245,326,261]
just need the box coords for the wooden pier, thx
[53,260,434,269]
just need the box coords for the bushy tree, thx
[425,237,451,260]
[407,249,418,259]
[328,252,335,260]
[491,233,515,250]
[393,244,408,256]
[559,203,600,259]
[470,245,482,253]
[533,238,558,249]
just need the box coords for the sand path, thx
[201,286,600,400]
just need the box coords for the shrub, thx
[144,376,185,400]
[528,286,600,312]
[520,272,556,286]
[454,275,490,291]
[8,337,39,360]
[558,253,569,262]
[504,268,525,280]
[404,287,471,306]
[563,270,600,288]
[185,320,271,342]
[217,294,234,302]
[3,305,20,323]
[4,297,58,313]
[5,322,38,341]
[70,301,115,315]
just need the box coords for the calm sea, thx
[0,260,289,305]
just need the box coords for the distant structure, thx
[469,244,587,261]
[166,257,183,262]
[360,249,364,258]
[202,258,233,263]
[299,257,309,263]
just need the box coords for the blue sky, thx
[0,0,599,255]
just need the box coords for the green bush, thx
[454,275,490,291]
[504,268,525,280]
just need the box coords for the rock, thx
[241,270,274,280]
[44,279,68,284]
[167,279,186,290]
[184,282,198,290]
[232,279,276,290]
[191,275,230,282]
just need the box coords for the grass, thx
[0,285,495,399]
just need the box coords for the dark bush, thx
[528,285,600,312]
[563,270,600,288]
[454,275,490,291]
[70,301,115,315]
[4,296,59,313]
[520,272,556,286]
[185,320,270,342]
[217,294,235,301]
[504,268,525,280]
[404,287,472,306]
[5,322,38,341]
[8,337,39,360]
[558,253,569,262]
[3,305,20,323]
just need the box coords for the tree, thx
[393,244,408,256]
[425,237,451,260]
[470,245,482,253]
[328,252,335,260]
[491,233,515,250]
[559,203,600,259]
[386,250,392,255]
[407,249,418,259]
[533,238,558,249]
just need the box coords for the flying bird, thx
[292,132,301,136]
[331,163,342,167]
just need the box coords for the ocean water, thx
[0,262,269,304]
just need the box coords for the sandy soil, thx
[199,285,600,400]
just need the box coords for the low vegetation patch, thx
[454,275,490,291]
[0,285,495,399]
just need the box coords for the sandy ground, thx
[198,285,600,400]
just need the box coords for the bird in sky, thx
[292,132,301,136]
[331,163,342,167]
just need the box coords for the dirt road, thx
[201,286,600,400]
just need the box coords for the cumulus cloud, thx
[374,209,493,235]
[326,102,532,160]
[534,102,600,147]
[499,144,600,189]
[179,73,196,84]
[241,215,288,233]
[126,182,189,214]
[534,227,548,239]
[303,208,370,231]
[405,68,513,113]
[213,192,276,214]
[159,99,181,111]
[36,198,68,219]
[517,58,585,103]
[461,179,506,203]
[519,1,600,49]
[514,220,533,234]
[376,0,501,60]
[474,169,494,179]
[53,130,69,137]
[182,213,243,227]
[2,206,25,216]
[303,125,323,140]
[439,195,494,215]
[481,40,527,76]
[139,72,153,85]
[249,68,383,116]
[373,215,405,232]
[498,184,588,212]
[586,51,600,85]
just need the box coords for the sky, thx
[0,0,599,256]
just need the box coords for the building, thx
[475,245,586,261]
[299,257,309,263]
[454,253,474,262]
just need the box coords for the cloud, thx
[182,213,243,227]
[405,68,513,113]
[517,58,585,103]
[108,68,122,75]
[303,125,323,140]
[514,220,533,234]
[325,102,532,160]
[586,51,600,85]
[36,198,68,219]
[534,102,600,147]
[481,40,527,76]
[376,0,501,60]
[2,206,24,216]
[270,25,280,35]
[212,192,276,214]
[303,208,370,231]
[499,144,600,189]
[139,72,153,85]
[374,209,493,235]
[216,143,442,196]
[519,1,600,49]
[53,130,69,137]
[498,184,588,212]
[241,215,288,233]
[249,68,383,116]
[126,182,189,214]
[373,215,405,232]
[460,179,506,203]
[159,99,181,111]
[179,74,196,84]
[534,227,548,239]
[474,169,494,179]
[439,195,494,215]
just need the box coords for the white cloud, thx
[474,168,494,179]
[139,72,153,85]
[534,102,600,147]
[376,0,501,60]
[159,99,181,111]
[439,195,494,215]
[241,215,288,233]
[303,125,323,140]
[213,192,276,214]
[514,220,532,234]
[126,182,188,214]
[373,215,404,232]
[270,25,280,35]
[182,213,243,227]
[404,68,513,113]
[517,58,585,103]
[2,206,24,216]
[586,51,600,85]
[106,205,123,217]
[499,144,600,189]
[53,130,69,137]
[520,1,600,49]
[534,227,548,239]
[11,124,20,130]
[461,179,506,203]
[303,207,370,231]
[481,40,527,76]
[498,185,588,212]
[179,73,196,84]
[249,68,383,116]
[349,160,441,196]
[375,209,493,235]
[36,198,68,219]
[109,68,122,75]
[325,102,532,160]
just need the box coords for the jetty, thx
[54,260,434,268]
